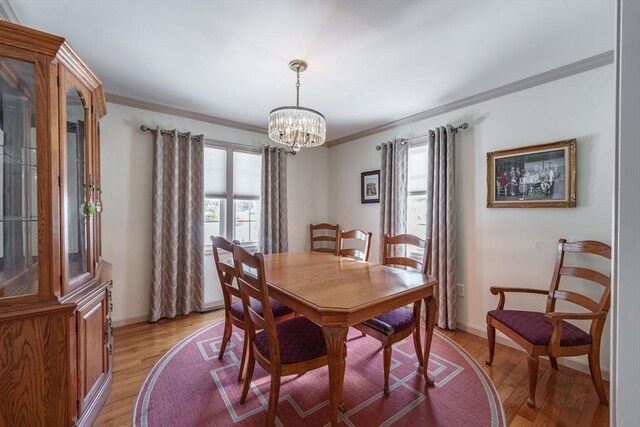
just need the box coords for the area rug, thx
[133,319,505,426]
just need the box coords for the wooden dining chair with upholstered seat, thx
[354,233,431,396]
[234,245,344,426]
[211,236,294,382]
[337,229,373,261]
[486,239,611,408]
[309,223,340,254]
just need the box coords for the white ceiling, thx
[10,0,614,142]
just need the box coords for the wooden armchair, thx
[337,229,373,261]
[310,223,339,254]
[486,239,611,408]
[354,234,431,396]
[211,236,294,382]
[234,245,342,426]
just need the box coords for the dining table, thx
[260,251,439,427]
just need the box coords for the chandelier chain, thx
[295,68,300,107]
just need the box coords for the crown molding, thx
[0,0,19,23]
[107,50,613,146]
[325,50,615,147]
[106,93,267,135]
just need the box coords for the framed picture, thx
[361,170,380,203]
[487,139,576,208]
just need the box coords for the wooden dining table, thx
[260,251,438,426]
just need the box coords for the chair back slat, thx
[340,248,367,261]
[217,262,241,298]
[233,246,279,362]
[546,239,612,314]
[563,240,611,258]
[381,234,431,274]
[310,223,339,254]
[313,247,337,254]
[385,257,421,270]
[559,267,609,287]
[311,223,339,230]
[211,236,241,304]
[313,236,336,242]
[553,289,600,312]
[338,229,372,261]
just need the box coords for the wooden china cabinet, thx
[0,21,112,426]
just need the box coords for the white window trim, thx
[407,141,429,243]
[204,139,261,254]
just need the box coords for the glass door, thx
[63,76,94,291]
[0,56,38,298]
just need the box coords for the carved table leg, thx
[422,295,436,386]
[323,325,348,426]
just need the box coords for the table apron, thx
[267,283,436,327]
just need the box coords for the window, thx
[407,145,428,239]
[204,143,261,251]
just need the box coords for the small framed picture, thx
[361,170,380,204]
[487,139,576,208]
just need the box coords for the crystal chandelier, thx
[268,60,326,151]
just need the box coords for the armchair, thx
[485,239,611,408]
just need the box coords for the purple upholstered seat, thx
[487,310,592,347]
[255,316,327,365]
[362,308,416,336]
[229,297,293,321]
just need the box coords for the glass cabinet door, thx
[65,87,91,284]
[0,57,38,298]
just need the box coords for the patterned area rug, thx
[134,319,505,426]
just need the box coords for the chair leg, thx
[588,349,609,405]
[486,324,496,366]
[413,325,424,367]
[383,345,392,396]
[266,374,282,426]
[527,355,539,408]
[237,332,251,382]
[218,317,232,361]
[240,348,255,404]
[361,331,366,337]
[549,356,559,370]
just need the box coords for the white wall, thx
[100,103,329,324]
[328,65,615,370]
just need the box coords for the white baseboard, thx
[112,315,149,328]
[456,321,610,381]
[111,301,224,328]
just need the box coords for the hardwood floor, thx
[94,311,609,426]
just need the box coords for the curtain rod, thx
[375,122,470,151]
[139,124,296,155]
[140,124,202,142]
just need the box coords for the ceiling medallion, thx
[268,59,326,151]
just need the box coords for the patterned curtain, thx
[379,139,408,258]
[150,128,204,322]
[259,146,288,254]
[426,126,457,329]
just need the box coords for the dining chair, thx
[309,223,340,254]
[354,233,431,396]
[234,245,343,426]
[486,239,611,408]
[337,229,373,261]
[211,236,294,382]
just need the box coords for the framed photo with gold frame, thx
[487,139,576,208]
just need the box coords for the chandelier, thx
[268,59,326,151]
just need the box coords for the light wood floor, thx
[94,310,609,426]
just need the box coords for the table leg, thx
[323,325,348,426]
[423,295,436,386]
